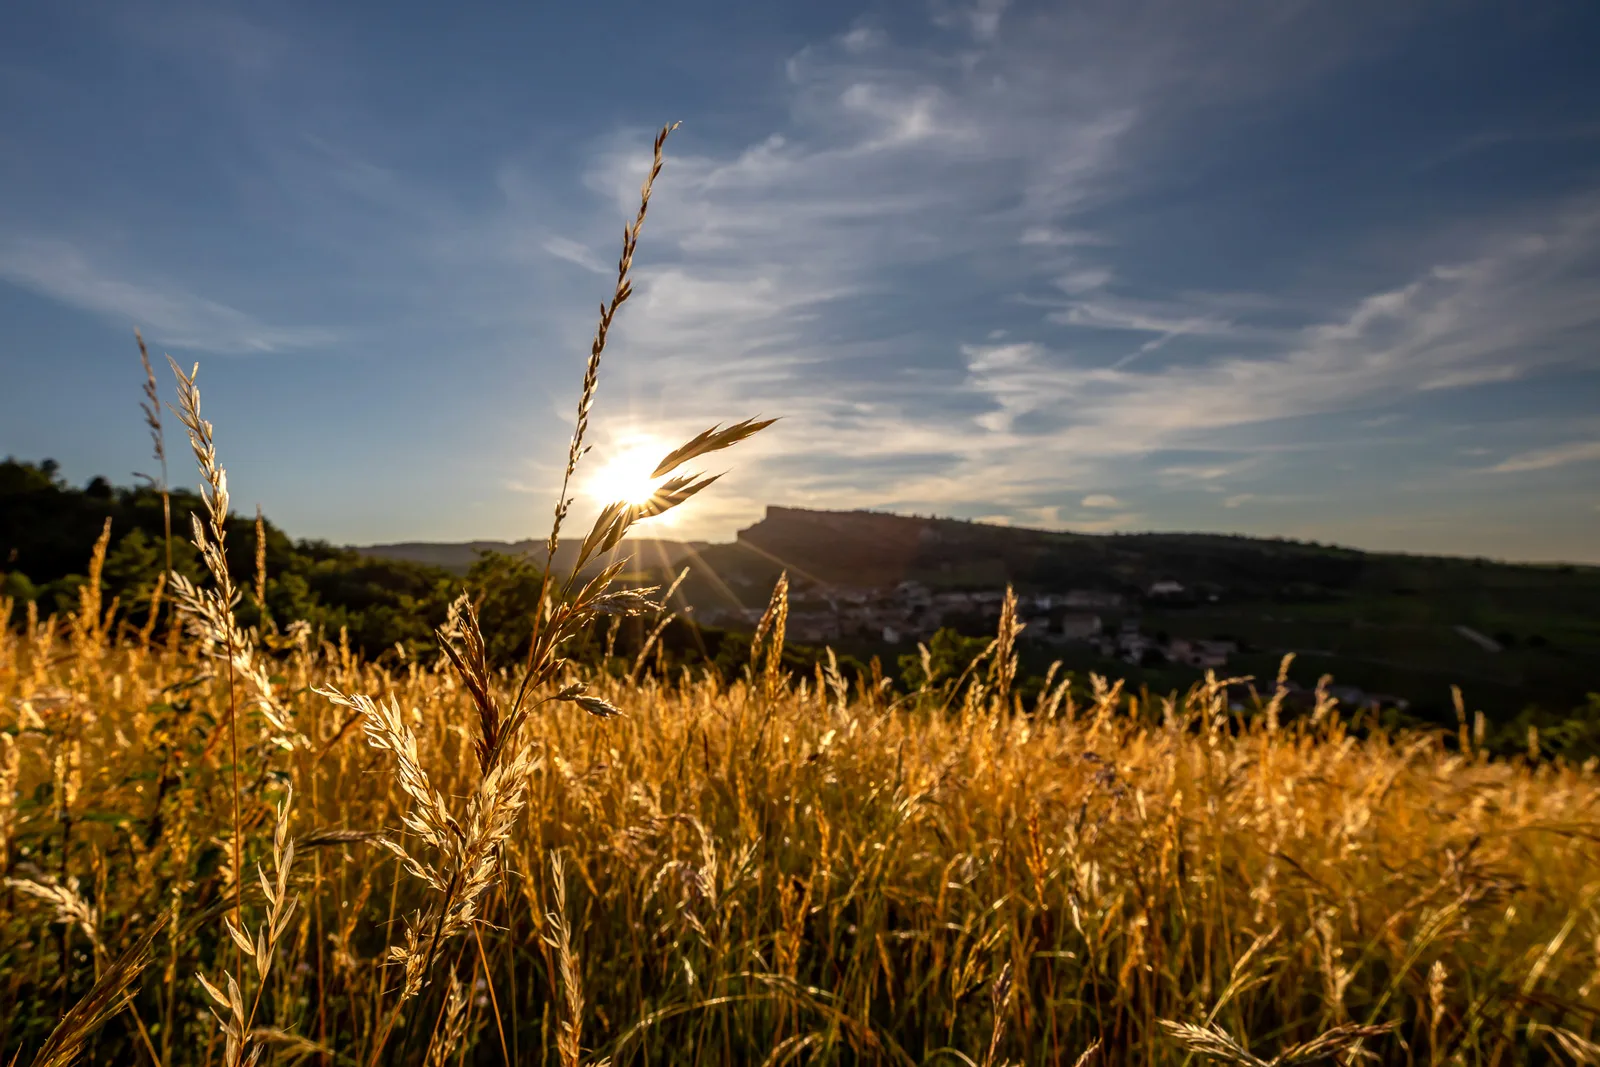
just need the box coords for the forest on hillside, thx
[0,458,825,684]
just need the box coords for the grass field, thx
[3,585,1600,1065]
[3,125,1598,1067]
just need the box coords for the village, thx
[697,579,1242,670]
[693,578,1414,713]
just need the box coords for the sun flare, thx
[585,437,669,509]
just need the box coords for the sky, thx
[2,0,1599,563]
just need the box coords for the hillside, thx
[687,507,1599,721]
[363,505,1592,723]
[24,467,1590,724]
[354,536,708,576]
[722,505,1596,594]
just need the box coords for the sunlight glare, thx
[585,437,669,511]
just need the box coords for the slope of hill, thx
[7,455,1596,724]
[727,505,1597,596]
[354,537,708,575]
[357,505,1600,614]
[647,506,1600,722]
[345,505,1600,720]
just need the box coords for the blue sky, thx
[3,1,1599,562]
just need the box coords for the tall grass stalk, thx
[135,329,173,591]
[166,357,251,987]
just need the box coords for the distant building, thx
[1168,637,1230,669]
[1328,685,1411,712]
[1117,632,1155,663]
[1147,580,1185,597]
[1059,613,1103,640]
[1063,589,1124,610]
[1454,626,1503,653]
[788,612,841,643]
[1328,685,1365,706]
[896,580,932,607]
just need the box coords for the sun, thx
[584,436,669,509]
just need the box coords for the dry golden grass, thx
[3,588,1600,1062]
[2,124,1599,1066]
[4,591,1600,1064]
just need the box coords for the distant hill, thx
[7,453,1597,722]
[12,451,1593,723]
[354,537,709,576]
[672,503,1595,599]
[749,505,1591,582]
[361,505,1599,605]
[597,505,1598,721]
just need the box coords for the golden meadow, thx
[2,127,1598,1067]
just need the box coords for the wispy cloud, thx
[961,199,1600,453]
[537,6,1600,540]
[5,0,1596,561]
[1487,440,1600,473]
[112,5,288,80]
[932,0,1012,43]
[1065,511,1144,534]
[0,237,331,354]
[541,236,608,274]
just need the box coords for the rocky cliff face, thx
[734,507,945,587]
